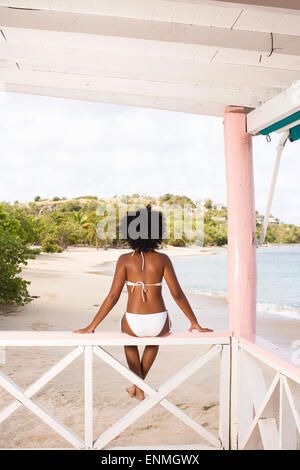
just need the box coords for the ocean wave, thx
[188,289,228,302]
[256,302,300,320]
[188,289,300,320]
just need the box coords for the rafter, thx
[0,67,278,112]
[0,7,300,58]
[1,43,300,86]
[170,0,300,15]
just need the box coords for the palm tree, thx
[85,221,100,249]
[72,210,88,227]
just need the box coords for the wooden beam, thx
[84,346,93,450]
[107,444,218,450]
[279,376,297,450]
[218,344,231,449]
[2,0,300,15]
[224,107,257,337]
[239,335,300,384]
[241,352,279,449]
[1,7,300,57]
[281,377,300,435]
[247,82,300,135]
[0,68,278,108]
[0,330,231,346]
[3,83,226,116]
[1,43,300,87]
[239,367,280,449]
[171,0,300,14]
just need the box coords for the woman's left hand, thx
[72,326,95,334]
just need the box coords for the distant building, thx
[269,217,280,224]
[211,216,227,224]
[214,202,226,211]
[256,215,264,224]
[256,215,280,225]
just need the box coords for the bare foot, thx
[135,387,145,401]
[126,385,136,398]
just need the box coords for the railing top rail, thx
[239,334,300,383]
[0,330,231,347]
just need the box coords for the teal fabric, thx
[289,124,300,142]
[260,111,300,136]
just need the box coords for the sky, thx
[1,91,299,225]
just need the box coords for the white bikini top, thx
[126,250,162,302]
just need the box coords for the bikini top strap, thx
[131,249,145,270]
[129,250,162,301]
[127,281,162,286]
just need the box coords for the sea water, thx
[172,245,300,321]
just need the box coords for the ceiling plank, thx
[168,0,300,15]
[4,81,226,116]
[0,42,299,89]
[0,67,277,107]
[0,7,300,58]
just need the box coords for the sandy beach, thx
[0,246,298,449]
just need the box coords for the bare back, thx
[125,250,167,314]
[73,247,213,335]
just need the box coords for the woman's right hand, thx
[189,323,214,333]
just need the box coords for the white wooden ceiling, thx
[0,0,300,116]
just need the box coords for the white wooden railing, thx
[0,331,299,450]
[0,331,231,450]
[231,335,300,450]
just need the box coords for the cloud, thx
[0,92,299,224]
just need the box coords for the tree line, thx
[1,194,299,306]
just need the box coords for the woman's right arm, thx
[73,255,126,334]
[163,255,213,332]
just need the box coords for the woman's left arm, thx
[73,255,126,334]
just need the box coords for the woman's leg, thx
[123,345,144,400]
[121,314,145,400]
[121,313,171,399]
[140,314,170,379]
[141,345,159,379]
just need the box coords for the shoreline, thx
[91,246,300,325]
[0,245,298,344]
[91,245,226,276]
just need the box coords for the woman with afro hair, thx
[74,204,212,400]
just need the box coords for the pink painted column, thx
[223,106,257,337]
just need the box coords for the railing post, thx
[230,338,240,449]
[84,346,93,449]
[223,106,257,338]
[279,375,297,449]
[219,344,231,449]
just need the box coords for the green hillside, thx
[1,194,299,306]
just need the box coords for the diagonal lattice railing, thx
[232,336,300,450]
[0,331,231,450]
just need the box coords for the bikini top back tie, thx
[127,250,162,302]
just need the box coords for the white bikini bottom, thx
[122,311,172,337]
